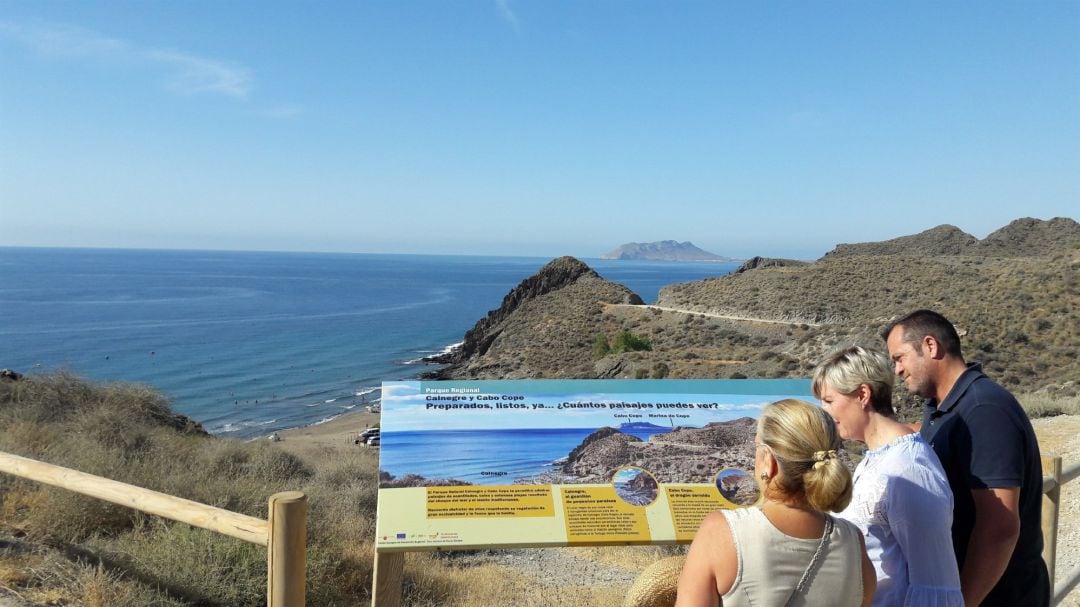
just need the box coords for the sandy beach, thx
[276,409,382,463]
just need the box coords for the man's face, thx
[886,326,934,399]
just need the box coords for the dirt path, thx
[610,303,823,327]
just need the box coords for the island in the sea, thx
[600,240,738,262]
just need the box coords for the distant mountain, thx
[618,421,670,431]
[822,224,978,258]
[821,217,1079,259]
[975,217,1080,257]
[601,240,736,262]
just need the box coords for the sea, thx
[381,427,670,486]
[0,247,740,439]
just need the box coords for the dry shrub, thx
[17,553,186,607]
[1019,393,1080,418]
[0,419,60,458]
[0,552,37,588]
[0,374,318,603]
[73,563,173,607]
[19,485,138,543]
[95,521,265,605]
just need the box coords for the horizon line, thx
[0,244,766,262]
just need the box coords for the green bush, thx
[592,334,611,359]
[612,331,652,354]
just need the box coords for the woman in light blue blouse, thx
[813,346,962,607]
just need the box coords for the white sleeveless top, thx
[720,507,864,607]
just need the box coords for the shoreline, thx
[274,407,382,462]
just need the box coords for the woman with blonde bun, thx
[813,346,961,607]
[676,399,875,607]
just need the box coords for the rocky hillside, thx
[822,224,978,258]
[558,418,757,484]
[654,217,1079,401]
[733,256,809,274]
[976,217,1080,257]
[425,217,1079,412]
[600,240,734,262]
[422,256,643,379]
[822,217,1078,258]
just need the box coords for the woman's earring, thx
[759,472,770,482]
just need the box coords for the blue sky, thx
[1,2,1077,259]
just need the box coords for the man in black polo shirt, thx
[882,309,1048,606]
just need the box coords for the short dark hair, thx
[880,309,963,358]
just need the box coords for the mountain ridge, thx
[822,217,1078,259]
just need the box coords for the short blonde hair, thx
[811,346,895,415]
[758,399,852,512]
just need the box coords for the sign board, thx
[375,379,813,551]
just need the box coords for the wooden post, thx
[268,491,307,607]
[371,551,404,607]
[1042,455,1061,591]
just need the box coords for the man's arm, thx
[961,487,1020,606]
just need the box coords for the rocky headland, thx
[422,256,643,379]
[556,418,757,484]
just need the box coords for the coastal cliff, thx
[557,418,757,484]
[423,256,643,379]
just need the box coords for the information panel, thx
[375,379,812,551]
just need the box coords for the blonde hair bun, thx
[757,399,852,512]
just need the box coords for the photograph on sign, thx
[375,379,812,551]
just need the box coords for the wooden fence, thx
[0,450,306,607]
[1046,455,1080,605]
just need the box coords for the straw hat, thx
[622,555,686,607]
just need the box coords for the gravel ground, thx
[451,547,643,589]
[1032,414,1080,606]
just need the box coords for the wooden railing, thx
[0,450,307,607]
[1045,455,1080,605]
